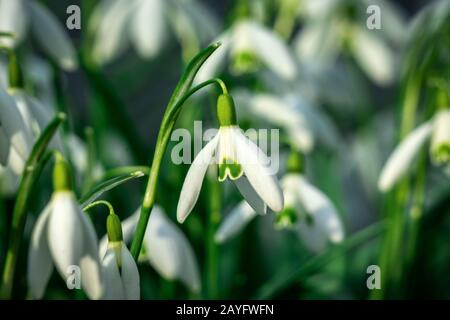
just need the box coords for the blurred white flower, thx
[0,0,78,70]
[233,89,339,152]
[293,0,405,86]
[90,0,218,65]
[177,124,284,223]
[9,89,54,139]
[0,86,33,176]
[28,191,103,299]
[378,109,450,192]
[216,173,344,253]
[65,133,104,186]
[99,206,201,293]
[0,55,57,109]
[195,19,297,83]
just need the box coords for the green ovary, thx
[231,51,261,75]
[218,159,243,181]
[275,207,298,229]
[432,143,450,165]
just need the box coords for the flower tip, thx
[213,41,222,48]
[377,177,391,193]
[176,213,186,224]
[61,58,78,71]
[132,171,145,178]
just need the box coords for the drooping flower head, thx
[0,0,78,70]
[378,108,450,192]
[27,154,103,299]
[177,93,284,223]
[215,151,345,253]
[99,206,201,293]
[101,212,140,300]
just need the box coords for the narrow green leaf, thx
[80,168,148,206]
[1,113,65,298]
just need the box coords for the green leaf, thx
[79,167,149,206]
[1,113,66,298]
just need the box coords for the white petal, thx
[28,1,77,70]
[194,34,231,84]
[247,21,297,80]
[0,87,33,165]
[177,134,219,223]
[430,109,450,164]
[5,145,26,176]
[145,206,201,292]
[101,248,124,300]
[88,0,116,34]
[293,21,339,66]
[91,0,132,65]
[47,192,84,282]
[234,91,314,152]
[283,174,344,252]
[78,206,103,300]
[351,26,395,86]
[378,122,433,192]
[0,164,20,195]
[120,243,140,300]
[232,129,284,212]
[131,0,167,58]
[27,203,53,299]
[0,0,28,47]
[234,176,267,215]
[215,200,257,243]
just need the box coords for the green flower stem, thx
[83,200,115,215]
[130,43,223,260]
[0,114,66,299]
[254,222,385,299]
[82,127,97,194]
[206,168,221,299]
[273,0,299,39]
[405,152,427,272]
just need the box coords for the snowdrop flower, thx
[378,109,450,192]
[294,0,405,86]
[89,0,218,65]
[195,19,297,83]
[233,89,339,153]
[99,206,201,293]
[0,86,33,175]
[216,153,344,253]
[177,94,284,223]
[28,154,103,299]
[101,212,139,300]
[0,0,77,70]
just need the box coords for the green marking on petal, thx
[231,51,261,75]
[432,143,450,165]
[275,207,298,230]
[218,159,243,182]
